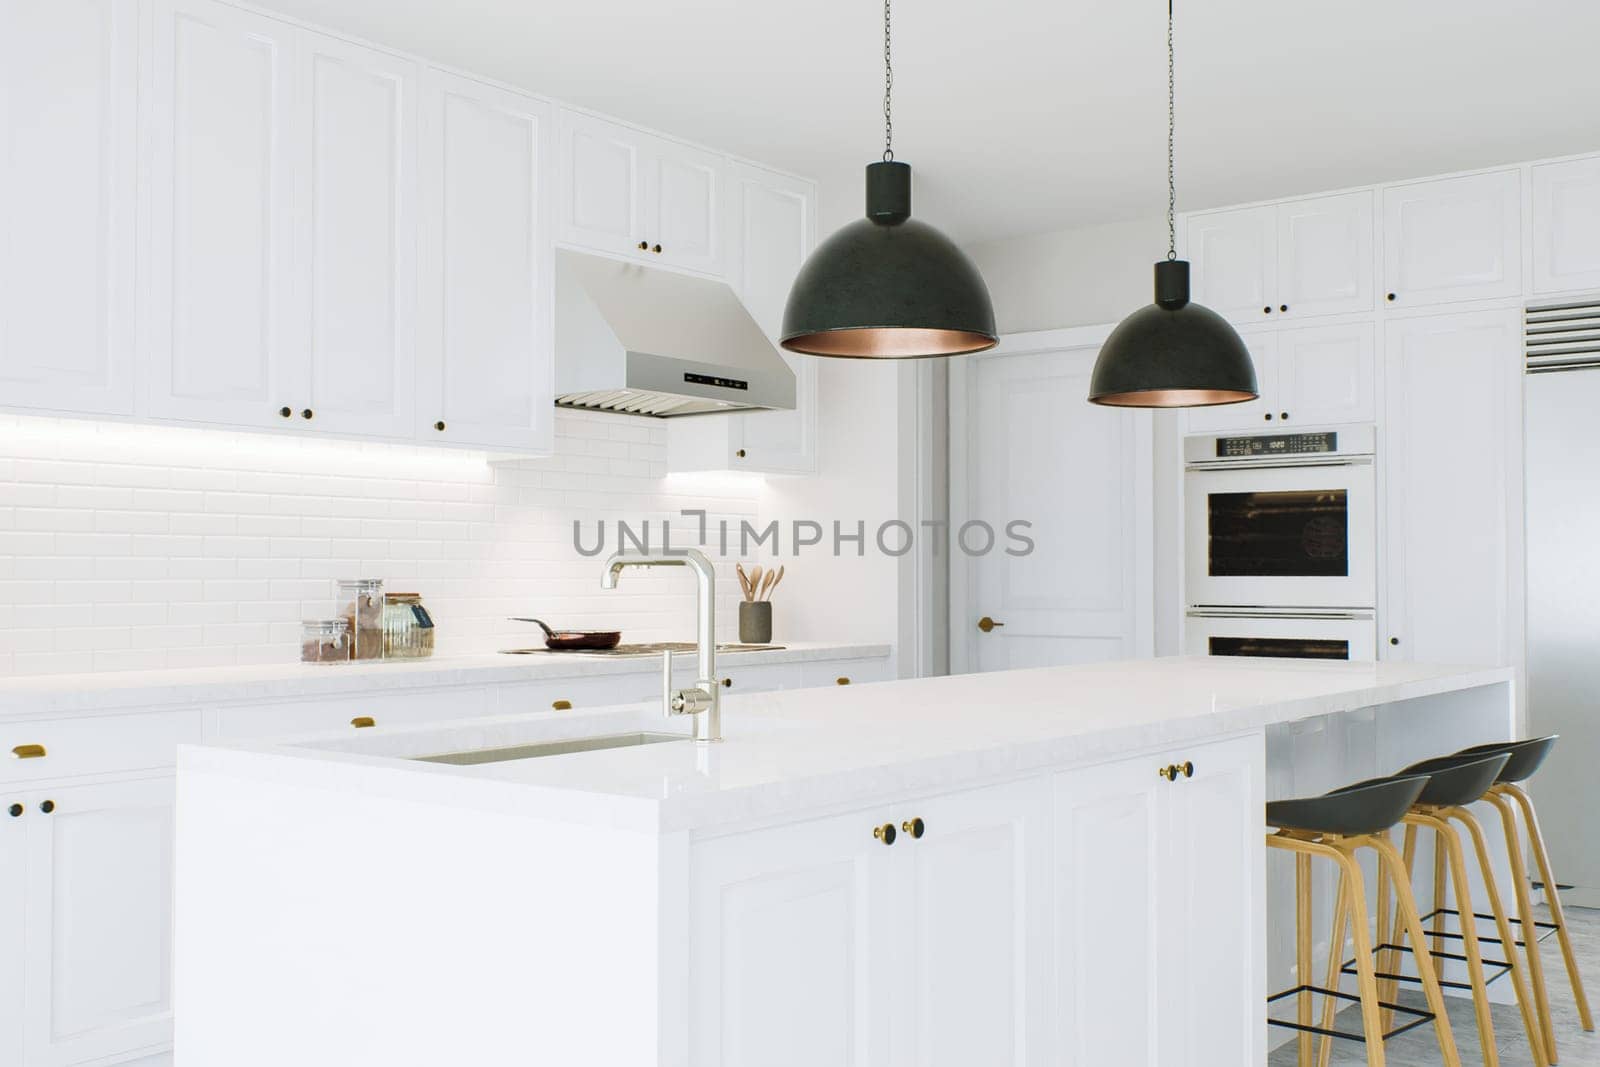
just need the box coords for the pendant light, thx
[1088,0,1257,407]
[781,0,997,359]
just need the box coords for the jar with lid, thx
[337,578,385,660]
[300,618,351,663]
[382,593,435,659]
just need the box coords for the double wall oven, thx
[1184,426,1377,661]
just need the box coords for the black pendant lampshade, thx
[782,161,997,358]
[780,0,997,360]
[1088,0,1257,408]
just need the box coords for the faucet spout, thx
[599,549,720,742]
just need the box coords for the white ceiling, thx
[272,0,1600,244]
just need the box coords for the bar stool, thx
[1455,736,1594,1063]
[1267,774,1462,1067]
[1374,752,1550,1067]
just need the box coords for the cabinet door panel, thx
[1277,191,1374,318]
[1532,157,1600,294]
[0,0,137,415]
[1382,310,1519,665]
[418,70,552,450]
[1182,331,1278,434]
[1,792,24,1067]
[1054,758,1163,1067]
[144,0,296,427]
[1382,170,1521,306]
[556,109,644,258]
[900,779,1049,1067]
[1186,206,1276,324]
[691,813,889,1067]
[1276,323,1375,427]
[649,136,724,274]
[296,33,416,438]
[23,778,175,1067]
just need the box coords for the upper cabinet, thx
[417,70,553,452]
[0,0,138,416]
[1183,322,1375,435]
[1182,330,1278,434]
[1186,191,1373,324]
[1382,169,1521,307]
[556,109,726,276]
[1532,157,1600,295]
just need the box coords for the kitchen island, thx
[175,656,1515,1067]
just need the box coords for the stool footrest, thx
[1339,942,1514,990]
[1424,905,1561,945]
[1267,984,1436,1044]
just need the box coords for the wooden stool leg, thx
[1298,851,1314,1067]
[1449,806,1550,1067]
[1417,813,1500,1067]
[1432,823,1449,985]
[1316,866,1350,1067]
[1505,782,1596,1031]
[1369,834,1463,1067]
[1330,842,1387,1067]
[1373,829,1398,1031]
[1484,789,1557,1061]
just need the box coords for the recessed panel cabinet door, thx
[1186,205,1276,324]
[0,0,137,416]
[1182,330,1278,434]
[144,0,297,428]
[1276,191,1374,318]
[294,33,418,438]
[1275,323,1375,427]
[1532,156,1600,295]
[0,791,24,1067]
[556,108,644,259]
[1382,170,1521,306]
[647,134,725,275]
[23,778,176,1067]
[690,812,891,1067]
[418,69,553,451]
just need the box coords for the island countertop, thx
[183,655,1515,834]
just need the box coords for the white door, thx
[895,779,1050,1067]
[1531,156,1600,295]
[690,811,892,1067]
[143,0,297,429]
[1,792,24,1067]
[1382,309,1520,664]
[1183,330,1279,434]
[0,0,137,416]
[1276,191,1374,319]
[1274,323,1376,427]
[1382,170,1521,307]
[728,163,817,473]
[1053,757,1163,1066]
[292,32,417,438]
[417,69,553,451]
[555,108,645,260]
[1186,205,1277,324]
[22,778,176,1067]
[1156,735,1264,1067]
[951,335,1152,673]
[646,134,725,275]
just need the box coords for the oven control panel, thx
[1214,431,1337,459]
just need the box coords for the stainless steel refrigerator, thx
[1525,298,1600,907]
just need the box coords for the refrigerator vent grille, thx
[1526,297,1600,372]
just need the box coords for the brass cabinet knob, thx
[10,744,45,760]
[836,677,851,686]
[901,817,925,839]
[1159,764,1177,781]
[350,716,376,728]
[434,420,446,432]
[977,616,1004,633]
[39,799,54,814]
[735,449,746,458]
[1279,304,1288,313]
[638,241,649,251]
[551,699,572,711]
[652,243,662,254]
[301,408,314,420]
[721,677,733,688]
[1280,412,1289,421]
[7,803,21,818]
[873,822,897,846]
[1180,760,1194,779]
[279,406,292,418]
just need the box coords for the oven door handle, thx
[1187,609,1375,621]
[1185,456,1373,473]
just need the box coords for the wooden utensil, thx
[758,569,776,601]
[766,565,784,601]
[747,564,763,603]
[736,563,752,601]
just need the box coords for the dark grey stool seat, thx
[1267,775,1429,836]
[1452,735,1556,785]
[1382,752,1511,807]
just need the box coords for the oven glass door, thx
[1185,461,1375,609]
[1184,613,1378,661]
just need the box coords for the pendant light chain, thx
[882,0,894,162]
[1166,0,1177,260]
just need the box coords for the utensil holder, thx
[739,601,772,644]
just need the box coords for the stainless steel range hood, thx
[553,249,796,417]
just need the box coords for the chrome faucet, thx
[600,548,721,743]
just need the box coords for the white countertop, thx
[0,642,890,719]
[185,656,1514,834]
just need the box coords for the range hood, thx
[553,249,797,417]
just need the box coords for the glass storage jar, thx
[382,593,435,659]
[300,618,351,663]
[337,578,386,660]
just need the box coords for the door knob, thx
[873,823,898,846]
[977,616,1004,633]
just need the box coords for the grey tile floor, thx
[1269,905,1600,1066]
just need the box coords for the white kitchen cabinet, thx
[142,0,297,429]
[1,790,24,1067]
[669,162,819,474]
[0,0,137,417]
[1381,309,1520,665]
[21,777,176,1067]
[416,68,554,451]
[1531,156,1600,294]
[1054,734,1263,1067]
[1382,169,1521,307]
[556,108,725,276]
[1182,330,1278,433]
[1274,322,1376,427]
[1186,192,1372,325]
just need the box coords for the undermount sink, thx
[413,731,685,766]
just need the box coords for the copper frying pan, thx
[512,617,622,651]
